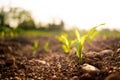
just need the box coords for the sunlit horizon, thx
[0,0,120,30]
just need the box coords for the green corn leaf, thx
[88,31,99,43]
[74,41,83,63]
[87,26,97,36]
[33,41,39,54]
[34,41,39,49]
[62,45,69,53]
[57,33,71,53]
[1,31,5,38]
[75,29,81,41]
[57,34,69,45]
[44,42,49,52]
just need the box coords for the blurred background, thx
[0,0,120,38]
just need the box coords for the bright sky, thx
[0,0,120,30]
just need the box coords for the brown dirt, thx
[0,36,120,80]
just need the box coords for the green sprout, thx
[33,41,39,54]
[10,31,14,38]
[57,23,105,63]
[88,31,99,43]
[1,31,5,38]
[74,23,105,63]
[43,41,49,52]
[57,33,75,53]
[74,28,97,63]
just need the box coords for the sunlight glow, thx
[0,0,120,30]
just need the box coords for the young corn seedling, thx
[57,33,75,53]
[33,41,39,54]
[43,41,49,52]
[1,31,5,38]
[74,23,105,63]
[10,31,14,38]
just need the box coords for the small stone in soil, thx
[70,76,79,80]
[29,59,47,65]
[14,76,21,80]
[116,48,120,54]
[85,51,99,58]
[81,63,100,75]
[99,50,114,57]
[52,75,57,80]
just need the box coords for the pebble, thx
[116,48,120,54]
[85,51,99,58]
[29,59,47,65]
[0,54,5,59]
[14,76,21,80]
[81,63,100,74]
[70,76,79,80]
[52,75,57,80]
[85,50,114,58]
[37,77,41,80]
[99,50,114,57]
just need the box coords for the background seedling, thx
[33,41,39,54]
[43,41,49,52]
[1,31,5,38]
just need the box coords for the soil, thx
[0,36,120,80]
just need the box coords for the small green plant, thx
[57,33,75,53]
[10,31,14,38]
[43,41,49,52]
[74,28,97,63]
[74,23,105,63]
[0,26,21,38]
[58,23,105,63]
[1,31,5,38]
[33,41,39,54]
